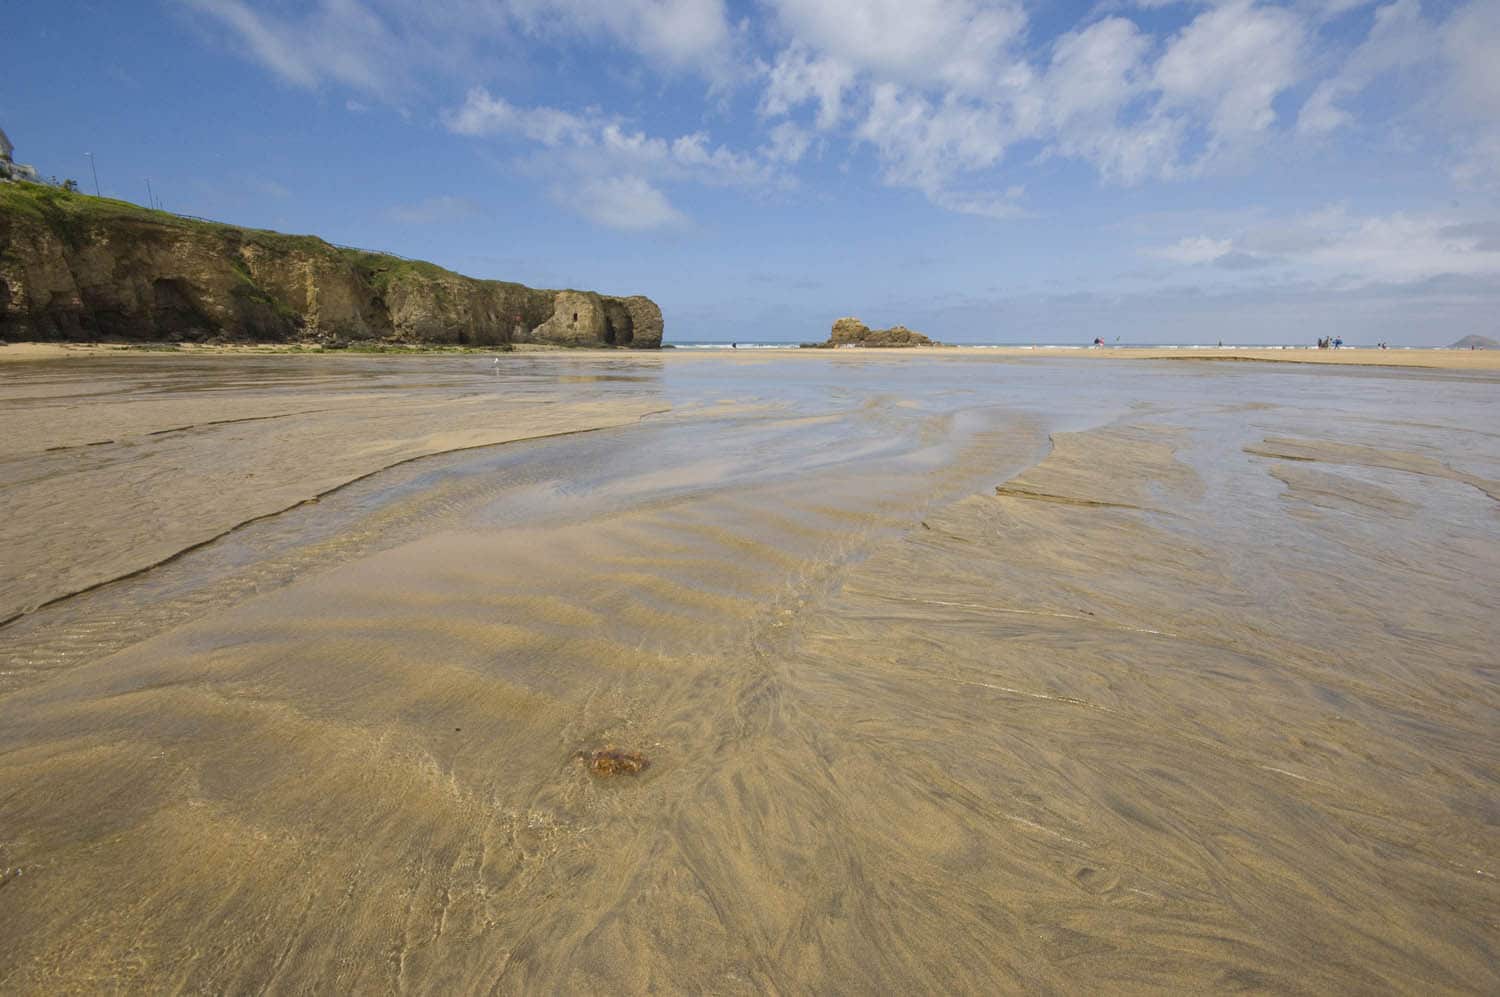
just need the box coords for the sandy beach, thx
[10,0,1500,987]
[8,339,1500,370]
[1,351,1497,992]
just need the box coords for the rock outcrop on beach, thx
[0,183,662,347]
[820,316,936,347]
[1449,335,1498,349]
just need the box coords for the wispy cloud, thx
[564,176,688,231]
[758,0,1311,216]
[443,87,788,229]
[1148,206,1500,283]
[1152,236,1234,266]
[387,195,479,224]
[180,0,738,98]
[182,0,1500,225]
[245,177,292,200]
[504,0,737,79]
[180,0,404,94]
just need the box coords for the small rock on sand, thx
[580,748,650,776]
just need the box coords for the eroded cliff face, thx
[0,184,663,348]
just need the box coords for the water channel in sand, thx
[1,353,1497,992]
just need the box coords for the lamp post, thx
[84,153,100,196]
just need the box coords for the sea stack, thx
[825,316,937,347]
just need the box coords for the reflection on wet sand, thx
[0,354,1496,992]
[0,355,670,623]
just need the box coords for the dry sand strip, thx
[749,345,1500,370]
[1046,346,1500,370]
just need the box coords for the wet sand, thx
[0,355,667,623]
[8,340,1500,370]
[1,352,1497,993]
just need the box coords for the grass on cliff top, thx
[336,248,543,298]
[1,182,403,265]
[1,182,568,298]
[336,248,459,293]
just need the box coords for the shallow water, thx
[1,353,1497,992]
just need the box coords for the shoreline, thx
[4,340,1499,370]
[0,340,608,363]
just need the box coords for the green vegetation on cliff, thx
[0,183,663,348]
[0,183,324,255]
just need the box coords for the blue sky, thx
[3,0,1498,344]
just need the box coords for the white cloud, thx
[1445,0,1500,118]
[764,121,813,164]
[182,0,399,94]
[760,45,857,129]
[1155,1,1305,154]
[855,85,1015,212]
[766,0,1026,94]
[1041,17,1183,184]
[185,0,1500,229]
[1045,18,1150,126]
[1153,236,1234,264]
[1282,0,1500,186]
[566,176,687,230]
[443,87,790,229]
[444,88,776,187]
[1151,206,1500,282]
[505,0,735,76]
[1297,0,1432,136]
[183,0,736,96]
[1444,0,1500,188]
[443,89,597,145]
[928,185,1026,220]
[760,0,1318,213]
[661,131,777,186]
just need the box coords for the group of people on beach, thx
[1316,336,1344,349]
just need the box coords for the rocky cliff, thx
[0,183,662,348]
